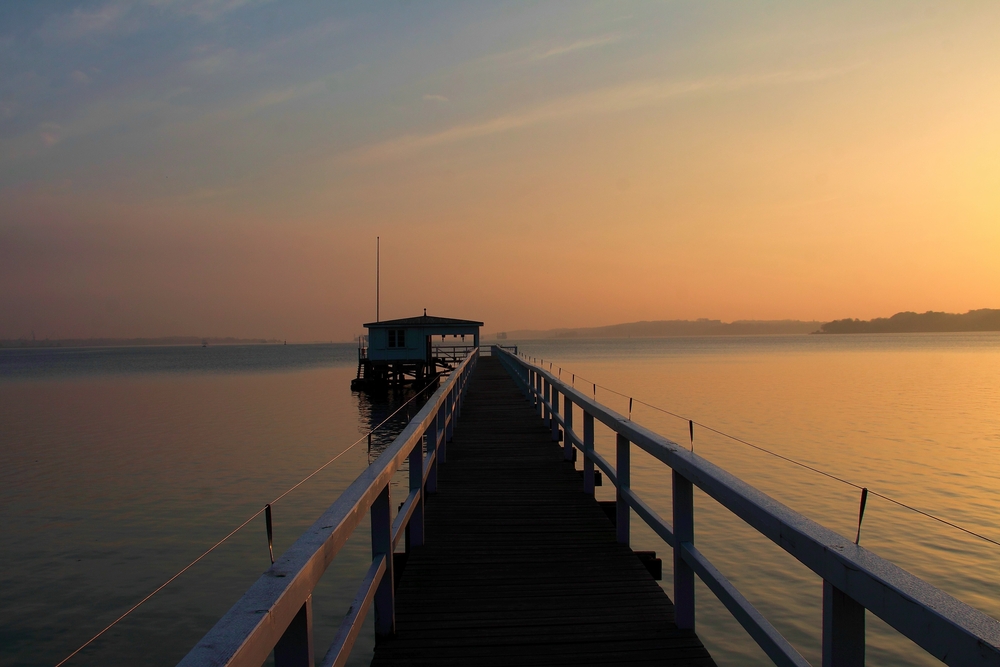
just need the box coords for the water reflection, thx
[355,381,437,463]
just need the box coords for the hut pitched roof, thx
[363,315,484,328]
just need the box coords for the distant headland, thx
[814,309,1000,334]
[0,336,283,348]
[499,309,1000,340]
[501,319,822,340]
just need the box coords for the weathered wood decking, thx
[371,357,715,667]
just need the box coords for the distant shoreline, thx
[0,336,284,349]
[8,309,998,348]
[499,319,821,340]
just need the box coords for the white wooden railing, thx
[494,346,1000,667]
[177,350,478,667]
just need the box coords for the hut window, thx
[388,329,405,348]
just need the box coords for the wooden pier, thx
[371,357,714,666]
[181,346,1000,667]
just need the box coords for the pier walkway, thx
[371,357,714,666]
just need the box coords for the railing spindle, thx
[551,385,560,442]
[426,410,439,494]
[583,411,595,495]
[437,400,447,464]
[371,484,395,638]
[273,596,314,667]
[616,434,630,545]
[563,396,574,461]
[673,470,695,630]
[408,431,425,548]
[823,580,865,666]
[543,378,551,427]
[445,392,454,444]
[536,372,543,418]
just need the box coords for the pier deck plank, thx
[370,357,716,667]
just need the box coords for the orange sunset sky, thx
[1,1,998,341]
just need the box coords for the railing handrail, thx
[494,346,1000,666]
[178,349,479,667]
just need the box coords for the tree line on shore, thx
[815,309,1000,334]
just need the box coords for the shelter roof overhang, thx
[363,315,483,330]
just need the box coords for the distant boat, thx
[202,339,208,348]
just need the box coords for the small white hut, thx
[352,313,483,389]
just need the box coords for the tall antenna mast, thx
[376,236,380,323]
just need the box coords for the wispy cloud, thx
[349,66,858,164]
[40,3,135,42]
[478,33,622,69]
[423,94,449,103]
[0,88,186,165]
[148,0,267,22]
[531,34,621,61]
[39,0,264,42]
[230,80,326,115]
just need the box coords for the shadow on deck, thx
[371,357,715,666]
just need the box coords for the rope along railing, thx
[178,349,478,667]
[496,346,1000,667]
[53,377,444,667]
[524,353,1000,551]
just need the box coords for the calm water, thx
[2,335,999,666]
[1,344,421,667]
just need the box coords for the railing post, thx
[273,595,314,667]
[408,433,425,548]
[616,434,630,545]
[823,580,865,666]
[533,371,540,412]
[673,470,695,630]
[550,385,560,442]
[563,396,574,461]
[542,378,550,427]
[446,391,454,444]
[537,373,544,418]
[426,411,439,493]
[371,483,395,638]
[438,400,447,464]
[583,411,595,495]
